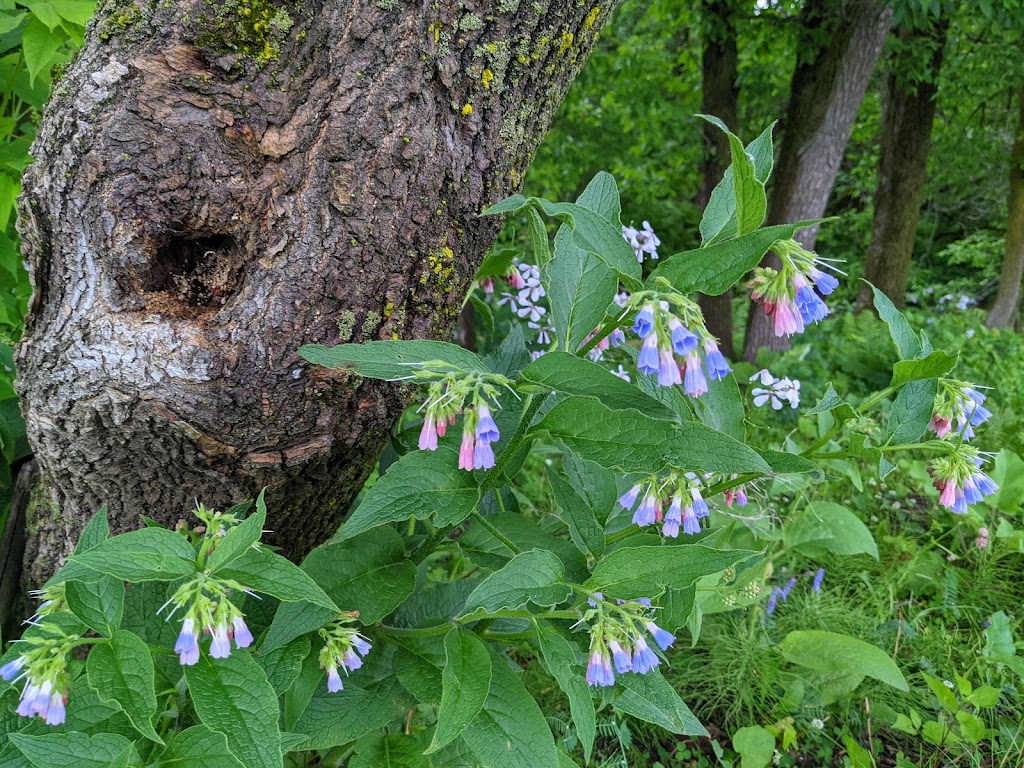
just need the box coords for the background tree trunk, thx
[741,0,892,362]
[15,0,620,585]
[986,85,1024,329]
[696,0,740,358]
[856,20,949,310]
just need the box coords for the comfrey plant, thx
[1,119,1000,767]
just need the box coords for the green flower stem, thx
[801,421,847,457]
[471,510,521,555]
[380,608,578,637]
[856,384,899,415]
[576,309,629,358]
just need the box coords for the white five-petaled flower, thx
[749,369,800,410]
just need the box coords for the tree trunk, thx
[986,85,1024,329]
[856,20,948,310]
[15,0,621,585]
[741,0,892,362]
[696,0,740,358]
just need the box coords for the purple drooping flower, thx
[476,405,500,445]
[232,616,253,649]
[633,305,655,338]
[326,665,343,693]
[683,354,708,397]
[810,267,839,295]
[352,635,372,657]
[0,656,25,681]
[703,340,731,381]
[631,637,660,674]
[658,348,681,387]
[690,487,709,519]
[210,624,231,659]
[633,493,658,527]
[176,618,200,666]
[812,568,825,593]
[668,318,698,356]
[637,333,659,376]
[44,692,66,726]
[473,440,495,470]
[618,484,641,510]
[793,274,829,325]
[646,621,675,651]
[586,651,615,687]
[608,640,633,673]
[418,416,438,451]
[682,505,700,536]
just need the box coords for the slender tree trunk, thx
[741,0,893,362]
[15,0,621,585]
[696,0,740,358]
[986,86,1024,329]
[856,21,948,310]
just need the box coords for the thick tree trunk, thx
[696,0,740,358]
[15,0,620,585]
[741,0,892,362]
[856,21,948,310]
[986,85,1024,329]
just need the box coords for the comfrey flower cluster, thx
[1,622,78,725]
[928,444,998,515]
[582,595,674,687]
[627,288,730,396]
[618,472,711,538]
[749,369,801,410]
[318,615,372,693]
[414,368,514,471]
[928,380,991,440]
[622,221,661,263]
[161,504,255,665]
[748,239,841,338]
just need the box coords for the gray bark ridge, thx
[16,0,619,583]
[986,84,1024,329]
[742,0,893,361]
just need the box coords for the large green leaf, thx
[779,630,908,691]
[208,491,267,572]
[615,670,708,736]
[692,374,744,441]
[534,199,641,288]
[890,351,958,387]
[299,340,489,380]
[74,507,110,554]
[65,576,124,636]
[537,627,596,763]
[537,397,770,475]
[462,649,560,768]
[869,284,921,360]
[184,653,283,768]
[263,528,414,651]
[336,447,479,541]
[86,630,162,743]
[783,502,878,559]
[351,733,431,768]
[648,221,821,297]
[160,726,244,768]
[293,678,403,750]
[256,635,311,695]
[694,115,767,236]
[732,725,775,768]
[886,379,937,445]
[587,545,760,597]
[9,733,134,768]
[427,629,492,752]
[64,528,196,583]
[520,352,675,420]
[216,548,339,611]
[549,469,605,558]
[461,549,568,614]
[700,121,775,244]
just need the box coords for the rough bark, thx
[741,0,892,362]
[856,20,948,310]
[986,85,1024,329]
[15,0,620,585]
[696,0,740,358]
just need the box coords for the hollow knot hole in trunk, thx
[144,233,243,314]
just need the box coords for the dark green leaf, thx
[891,351,958,387]
[217,548,339,611]
[534,199,641,288]
[870,284,921,360]
[184,652,282,768]
[779,631,908,691]
[649,221,822,297]
[481,194,528,216]
[293,678,403,750]
[783,502,878,559]
[208,490,267,572]
[549,470,605,557]
[520,352,675,419]
[615,670,708,736]
[86,630,162,743]
[65,528,196,583]
[461,549,567,614]
[336,448,479,540]
[256,635,311,695]
[299,340,488,380]
[9,733,134,768]
[887,379,937,445]
[74,507,110,554]
[692,375,744,441]
[537,626,596,763]
[65,576,124,636]
[587,545,760,597]
[160,725,244,768]
[428,629,492,752]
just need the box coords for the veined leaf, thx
[299,340,489,380]
[427,629,492,752]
